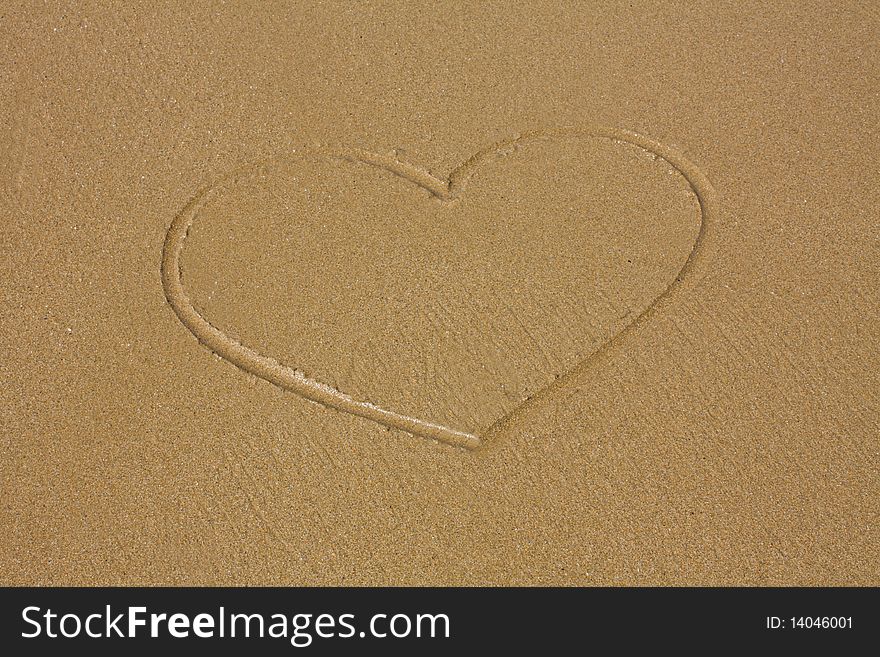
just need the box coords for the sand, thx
[1,1,877,585]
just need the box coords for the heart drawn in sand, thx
[162,127,716,450]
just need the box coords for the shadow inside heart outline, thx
[161,126,717,451]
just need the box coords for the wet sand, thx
[1,1,877,584]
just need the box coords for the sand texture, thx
[1,1,878,585]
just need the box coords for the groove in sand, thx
[161,126,717,450]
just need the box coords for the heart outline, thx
[161,127,717,450]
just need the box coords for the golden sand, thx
[1,2,877,585]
